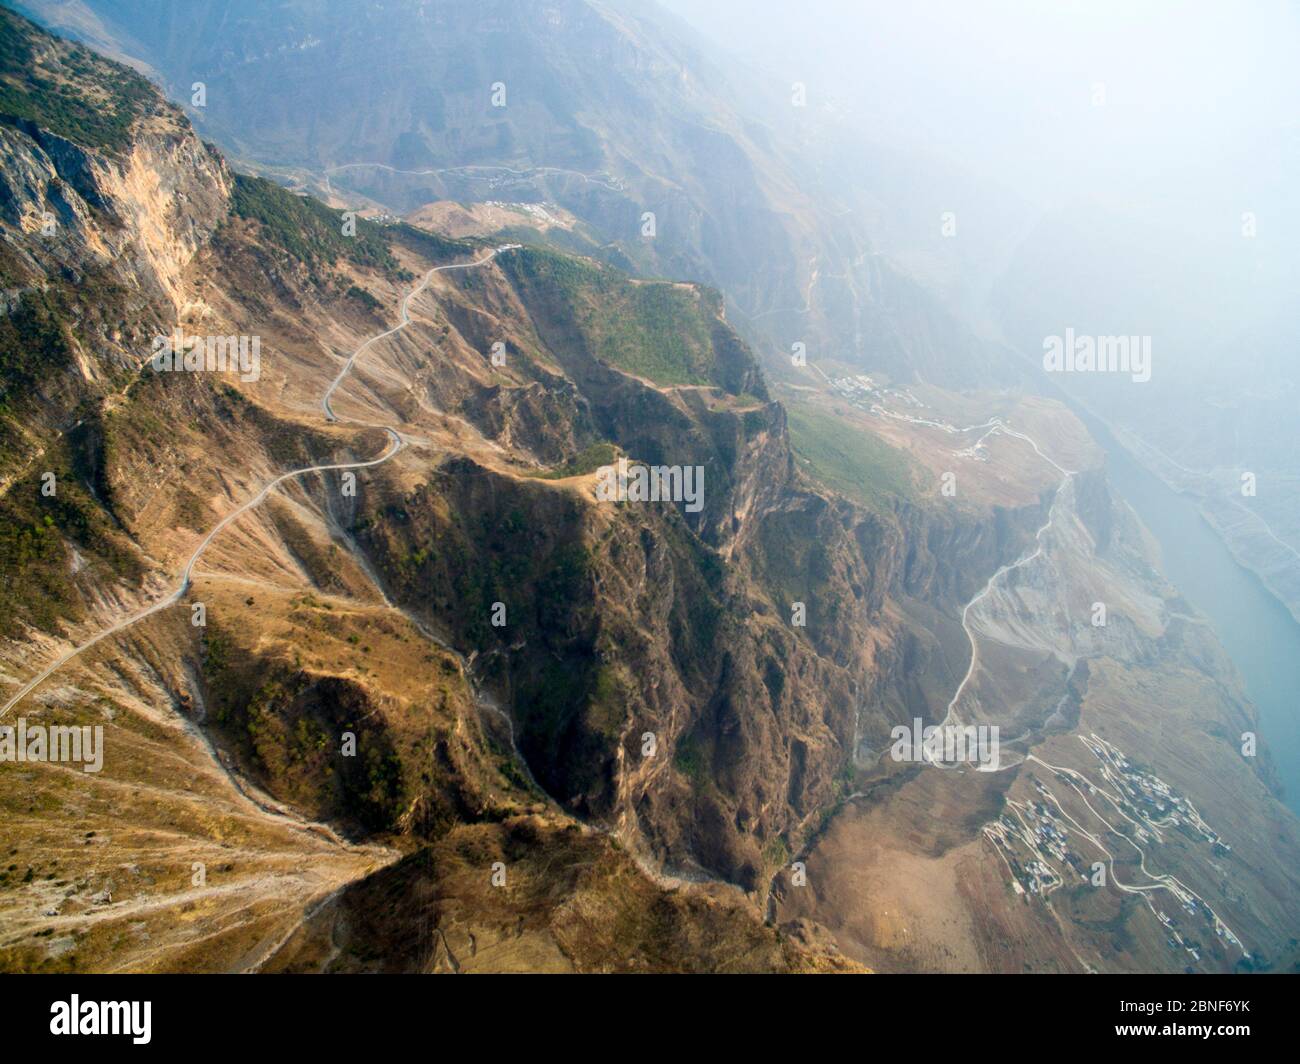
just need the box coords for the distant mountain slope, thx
[18,0,1017,390]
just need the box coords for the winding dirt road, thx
[323,162,624,197]
[1,245,518,719]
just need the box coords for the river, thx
[1075,407,1300,815]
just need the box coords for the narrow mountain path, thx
[858,404,1079,729]
[1,245,518,719]
[866,401,1249,958]
[323,161,624,196]
[941,469,1075,728]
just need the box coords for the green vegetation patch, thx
[4,263,162,422]
[230,174,396,272]
[202,630,408,834]
[0,441,144,638]
[390,222,476,265]
[0,288,76,414]
[673,732,709,788]
[526,442,618,480]
[501,248,716,386]
[786,403,916,506]
[345,284,381,311]
[0,8,159,154]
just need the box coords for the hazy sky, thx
[657,0,1300,215]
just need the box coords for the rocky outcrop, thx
[0,21,231,497]
[0,112,229,315]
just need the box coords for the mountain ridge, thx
[2,3,1296,975]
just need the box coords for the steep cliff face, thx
[0,5,230,491]
[1,7,229,302]
[0,121,228,303]
[0,7,239,652]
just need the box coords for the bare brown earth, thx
[404,200,579,240]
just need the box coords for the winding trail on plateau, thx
[1,245,517,720]
[853,395,1249,961]
[324,161,625,197]
[868,404,1078,731]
